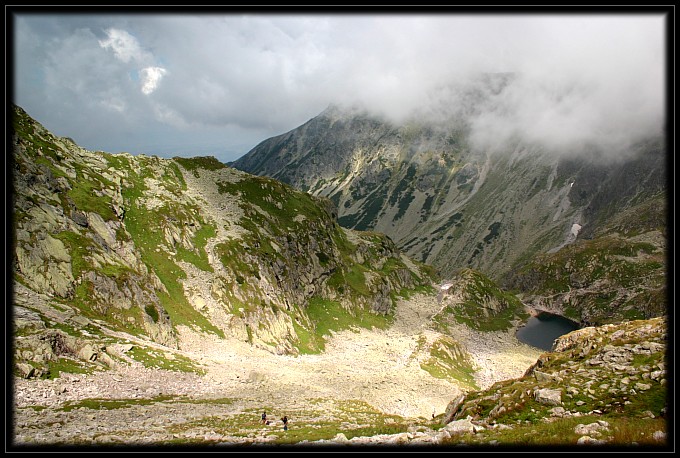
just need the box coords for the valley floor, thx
[11,293,542,447]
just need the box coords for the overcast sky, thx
[10,10,668,163]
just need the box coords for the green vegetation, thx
[42,356,100,380]
[156,399,416,445]
[432,212,463,235]
[345,265,370,297]
[71,281,148,336]
[443,415,667,447]
[483,221,502,244]
[67,167,116,221]
[465,319,665,409]
[59,395,182,412]
[511,233,666,325]
[176,222,216,272]
[145,304,160,323]
[173,156,226,174]
[126,346,205,374]
[436,269,528,332]
[294,297,393,354]
[217,175,328,230]
[419,336,478,390]
[120,157,223,337]
[53,231,93,278]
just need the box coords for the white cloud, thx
[140,66,167,95]
[98,28,150,63]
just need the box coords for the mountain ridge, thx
[10,103,435,360]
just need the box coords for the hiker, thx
[281,415,288,431]
[261,411,267,424]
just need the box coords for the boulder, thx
[534,388,562,406]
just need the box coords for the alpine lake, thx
[516,312,580,351]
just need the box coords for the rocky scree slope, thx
[11,104,435,378]
[11,311,668,448]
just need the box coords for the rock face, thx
[11,104,436,377]
[233,102,666,284]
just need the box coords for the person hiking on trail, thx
[261,411,267,424]
[281,415,288,431]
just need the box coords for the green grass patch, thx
[440,269,528,332]
[53,231,94,278]
[176,223,216,272]
[345,264,370,297]
[420,336,478,390]
[444,415,668,447]
[67,170,116,221]
[173,156,226,172]
[295,298,392,354]
[71,281,144,336]
[218,175,328,232]
[126,346,206,374]
[41,356,99,380]
[59,395,180,412]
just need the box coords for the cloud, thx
[455,16,667,158]
[11,13,667,162]
[330,15,666,159]
[98,28,168,96]
[140,66,167,95]
[98,28,149,64]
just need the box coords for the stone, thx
[534,388,562,406]
[16,363,35,379]
[577,436,607,445]
[443,417,476,435]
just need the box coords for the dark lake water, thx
[515,312,580,351]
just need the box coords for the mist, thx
[334,15,666,161]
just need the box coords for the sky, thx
[9,9,669,164]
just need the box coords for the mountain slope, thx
[11,104,436,378]
[232,105,667,286]
[441,316,668,448]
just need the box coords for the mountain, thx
[234,106,666,275]
[505,197,667,326]
[232,96,668,326]
[10,104,436,377]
